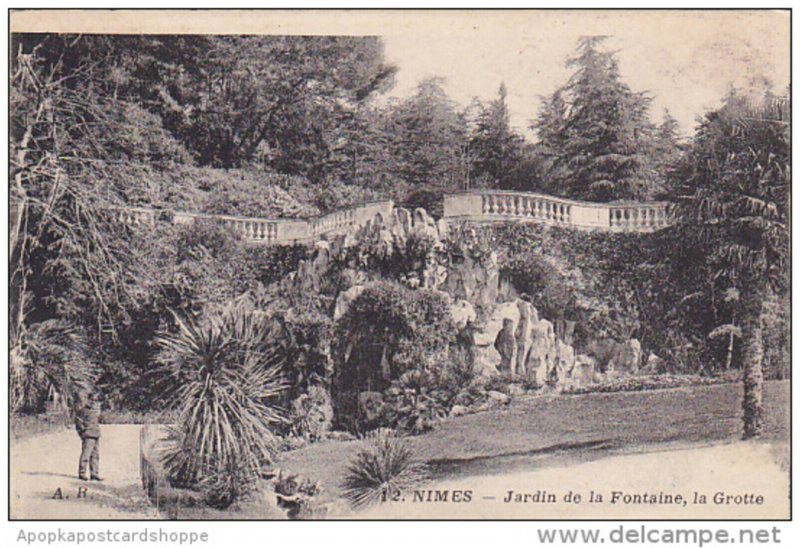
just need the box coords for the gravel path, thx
[10,424,157,519]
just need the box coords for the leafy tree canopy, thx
[535,36,663,202]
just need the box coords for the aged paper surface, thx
[9,9,790,521]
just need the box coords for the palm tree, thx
[672,92,789,439]
[155,303,286,507]
[10,319,95,414]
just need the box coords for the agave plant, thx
[10,319,95,414]
[341,429,429,510]
[155,303,286,506]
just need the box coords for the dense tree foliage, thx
[535,36,667,201]
[467,83,525,189]
[389,78,468,192]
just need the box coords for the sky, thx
[378,10,790,140]
[10,9,789,141]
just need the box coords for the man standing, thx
[74,391,103,481]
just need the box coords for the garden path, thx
[10,424,156,519]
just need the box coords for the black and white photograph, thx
[7,8,791,523]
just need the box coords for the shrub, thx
[155,303,286,508]
[331,281,456,430]
[341,429,430,510]
[345,216,443,283]
[380,370,451,434]
[308,177,384,213]
[188,167,319,219]
[274,471,323,519]
[242,244,309,287]
[289,386,334,442]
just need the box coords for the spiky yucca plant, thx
[341,429,429,510]
[156,304,286,507]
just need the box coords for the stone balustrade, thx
[116,200,395,245]
[607,204,671,231]
[114,191,670,242]
[114,206,156,227]
[443,191,671,232]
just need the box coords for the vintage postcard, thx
[8,9,790,522]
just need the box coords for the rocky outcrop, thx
[609,339,642,374]
[443,252,501,309]
[524,316,557,386]
[288,205,652,401]
[469,298,571,387]
[586,337,643,375]
[555,339,575,382]
[624,339,642,373]
[333,285,366,321]
[449,299,477,330]
[642,352,665,374]
[568,354,597,385]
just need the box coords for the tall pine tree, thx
[468,83,523,188]
[535,36,661,202]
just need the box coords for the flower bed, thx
[561,374,735,396]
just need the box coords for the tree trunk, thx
[740,288,765,439]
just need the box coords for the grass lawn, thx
[279,380,789,505]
